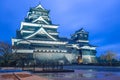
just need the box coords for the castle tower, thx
[71,28,97,64]
[12,4,77,65]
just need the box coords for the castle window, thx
[85,35,87,37]
[80,34,83,37]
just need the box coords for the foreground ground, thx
[0,70,120,80]
[0,67,120,80]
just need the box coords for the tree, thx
[106,51,116,60]
[0,41,12,66]
[105,51,116,65]
[100,51,117,65]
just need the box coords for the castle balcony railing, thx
[34,48,67,53]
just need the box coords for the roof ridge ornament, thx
[78,28,85,32]
[36,1,44,10]
[39,0,41,5]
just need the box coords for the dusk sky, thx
[0,0,120,57]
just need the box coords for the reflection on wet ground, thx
[36,70,120,80]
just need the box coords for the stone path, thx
[0,72,48,80]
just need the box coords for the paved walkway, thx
[0,72,48,80]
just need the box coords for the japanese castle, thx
[12,4,97,64]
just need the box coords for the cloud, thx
[46,0,120,34]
